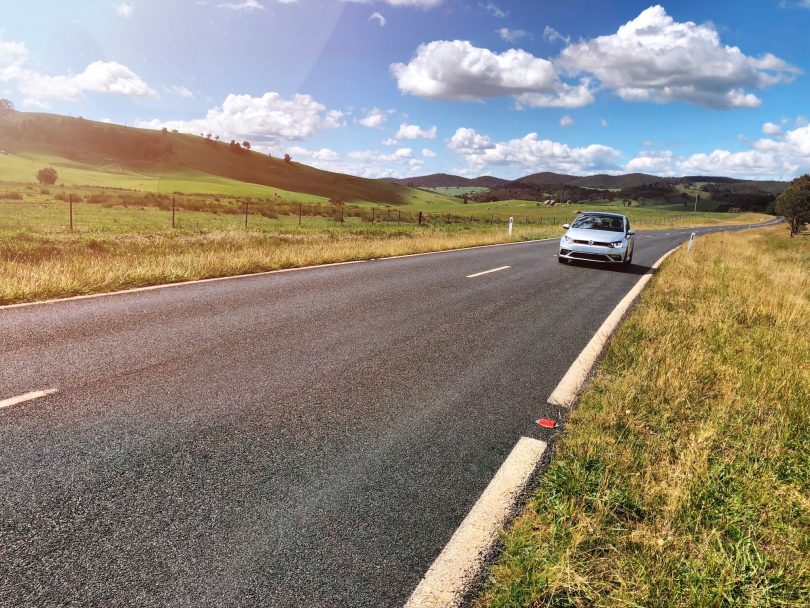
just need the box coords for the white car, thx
[558,212,635,265]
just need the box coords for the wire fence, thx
[0,194,703,234]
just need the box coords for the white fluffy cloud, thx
[1,60,155,101]
[0,34,154,102]
[358,107,389,128]
[447,127,622,174]
[391,39,593,108]
[762,122,783,136]
[678,124,810,178]
[136,92,344,145]
[369,12,386,26]
[394,122,437,139]
[625,150,675,174]
[622,122,810,179]
[0,37,28,66]
[559,115,574,127]
[558,5,800,109]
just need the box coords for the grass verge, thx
[0,224,557,305]
[476,226,809,607]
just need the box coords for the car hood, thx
[565,228,625,242]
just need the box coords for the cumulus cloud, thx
[0,36,28,66]
[394,122,437,139]
[447,127,622,174]
[557,5,800,109]
[358,107,390,128]
[1,60,155,101]
[625,150,675,174]
[678,124,810,178]
[0,34,154,101]
[422,148,437,157]
[136,92,344,146]
[391,39,594,108]
[621,122,810,179]
[497,28,527,42]
[115,3,133,17]
[369,12,386,26]
[559,115,574,127]
[762,122,782,135]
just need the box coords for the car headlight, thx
[610,240,625,248]
[562,235,572,243]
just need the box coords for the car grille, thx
[572,239,611,247]
[567,252,623,262]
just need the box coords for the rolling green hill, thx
[0,110,456,206]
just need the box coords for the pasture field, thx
[477,226,810,608]
[0,169,772,304]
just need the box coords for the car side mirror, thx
[627,229,636,236]
[562,223,570,229]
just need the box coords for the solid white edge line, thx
[0,388,58,410]
[404,437,548,608]
[0,237,559,311]
[465,265,511,279]
[546,246,680,408]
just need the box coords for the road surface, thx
[0,221,775,607]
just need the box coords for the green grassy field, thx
[424,186,490,196]
[476,226,809,607]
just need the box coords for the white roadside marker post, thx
[688,232,696,252]
[508,216,513,236]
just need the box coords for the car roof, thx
[579,211,627,219]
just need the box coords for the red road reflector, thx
[536,418,557,429]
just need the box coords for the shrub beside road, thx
[477,226,809,607]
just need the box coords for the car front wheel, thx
[624,249,633,265]
[558,255,567,264]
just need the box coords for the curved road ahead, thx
[0,221,775,607]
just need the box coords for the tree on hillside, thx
[775,174,810,237]
[0,99,14,113]
[36,167,58,185]
[242,141,251,153]
[284,153,292,163]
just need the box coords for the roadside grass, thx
[477,226,809,607]
[0,224,560,304]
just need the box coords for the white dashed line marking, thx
[0,389,58,410]
[466,265,511,278]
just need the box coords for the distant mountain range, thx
[385,171,787,193]
[383,173,511,188]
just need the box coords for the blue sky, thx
[1,0,809,179]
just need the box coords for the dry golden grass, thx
[0,225,556,304]
[477,226,809,607]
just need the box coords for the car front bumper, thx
[559,241,627,263]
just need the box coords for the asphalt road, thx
[0,221,777,607]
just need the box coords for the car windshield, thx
[571,214,625,232]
